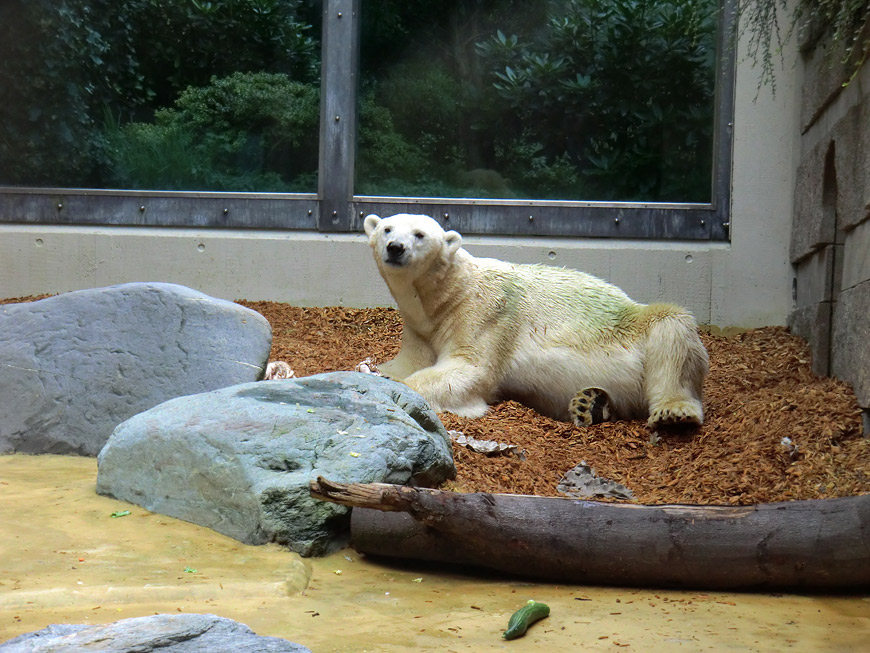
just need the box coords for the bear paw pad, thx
[569,388,612,427]
[647,402,702,429]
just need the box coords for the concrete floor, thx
[1,454,868,652]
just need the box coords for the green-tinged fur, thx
[363,213,708,425]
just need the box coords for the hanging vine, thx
[739,0,870,92]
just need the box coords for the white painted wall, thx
[707,14,802,328]
[0,21,801,329]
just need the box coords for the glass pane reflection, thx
[357,0,717,202]
[0,0,320,192]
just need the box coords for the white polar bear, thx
[363,213,708,428]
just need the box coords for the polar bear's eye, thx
[384,227,392,234]
[414,232,425,240]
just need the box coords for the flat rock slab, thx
[96,372,456,556]
[0,613,311,652]
[0,283,271,456]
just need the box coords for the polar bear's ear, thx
[363,214,381,236]
[444,230,462,255]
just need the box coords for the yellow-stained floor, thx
[1,454,867,652]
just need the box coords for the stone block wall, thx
[788,26,870,434]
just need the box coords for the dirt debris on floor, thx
[240,301,869,506]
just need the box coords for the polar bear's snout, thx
[385,240,407,266]
[364,213,461,271]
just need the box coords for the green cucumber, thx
[502,599,550,640]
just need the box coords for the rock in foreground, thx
[0,613,310,652]
[0,283,272,456]
[96,372,455,556]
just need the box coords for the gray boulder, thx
[96,372,455,556]
[0,283,271,456]
[0,613,310,652]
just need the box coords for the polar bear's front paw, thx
[569,388,612,427]
[647,400,703,428]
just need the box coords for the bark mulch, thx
[4,294,866,505]
[240,301,869,506]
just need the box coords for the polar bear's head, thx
[364,213,462,278]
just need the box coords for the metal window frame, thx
[0,0,735,241]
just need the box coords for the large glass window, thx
[358,0,718,203]
[0,0,320,193]
[0,0,735,239]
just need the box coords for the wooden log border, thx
[310,477,870,589]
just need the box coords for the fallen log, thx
[309,476,870,589]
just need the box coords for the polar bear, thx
[363,213,708,428]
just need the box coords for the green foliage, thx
[1,0,732,201]
[132,0,319,108]
[495,139,582,199]
[360,0,548,75]
[740,0,870,93]
[477,0,716,201]
[376,61,466,169]
[0,0,145,185]
[360,0,717,202]
[105,115,202,191]
[0,0,317,187]
[355,97,429,196]
[106,72,319,191]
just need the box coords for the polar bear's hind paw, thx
[647,400,703,429]
[569,388,612,427]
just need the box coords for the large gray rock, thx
[96,372,455,556]
[0,613,310,652]
[0,283,271,456]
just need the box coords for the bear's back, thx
[468,257,641,344]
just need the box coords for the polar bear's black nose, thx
[386,242,405,258]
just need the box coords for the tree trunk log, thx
[309,477,870,589]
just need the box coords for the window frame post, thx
[318,0,361,233]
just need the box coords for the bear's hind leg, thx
[648,399,704,428]
[569,388,612,427]
[643,308,709,429]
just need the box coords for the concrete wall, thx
[787,24,870,432]
[0,16,801,330]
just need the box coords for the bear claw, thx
[647,403,703,429]
[569,388,612,427]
